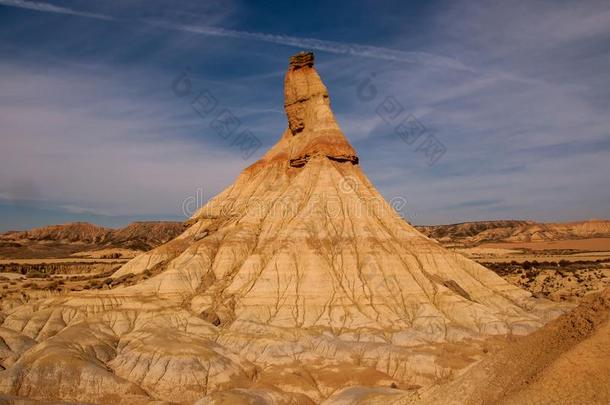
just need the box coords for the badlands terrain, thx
[0,52,608,404]
[417,219,610,247]
[0,221,183,259]
[417,220,610,302]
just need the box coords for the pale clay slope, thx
[0,52,563,404]
[325,289,610,405]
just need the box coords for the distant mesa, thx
[0,221,184,257]
[416,219,610,246]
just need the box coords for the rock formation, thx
[0,52,563,404]
[0,221,184,258]
[417,219,610,246]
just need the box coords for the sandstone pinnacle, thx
[0,52,564,404]
[282,51,358,167]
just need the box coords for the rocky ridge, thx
[417,219,610,246]
[0,221,184,258]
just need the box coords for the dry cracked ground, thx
[1,52,608,404]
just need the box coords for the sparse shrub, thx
[47,281,60,291]
[26,270,45,278]
[522,261,532,270]
[113,273,134,285]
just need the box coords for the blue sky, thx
[1,0,609,231]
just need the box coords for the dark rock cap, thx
[289,51,314,70]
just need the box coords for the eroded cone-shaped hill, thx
[117,51,553,335]
[0,52,562,404]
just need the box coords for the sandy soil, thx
[413,289,610,404]
[481,237,610,251]
[0,273,25,280]
[71,248,140,259]
[475,253,610,263]
[0,258,129,265]
[454,247,523,256]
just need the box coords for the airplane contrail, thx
[0,0,114,20]
[0,0,471,71]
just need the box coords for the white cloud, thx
[0,0,113,20]
[0,62,246,217]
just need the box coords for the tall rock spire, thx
[282,51,358,167]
